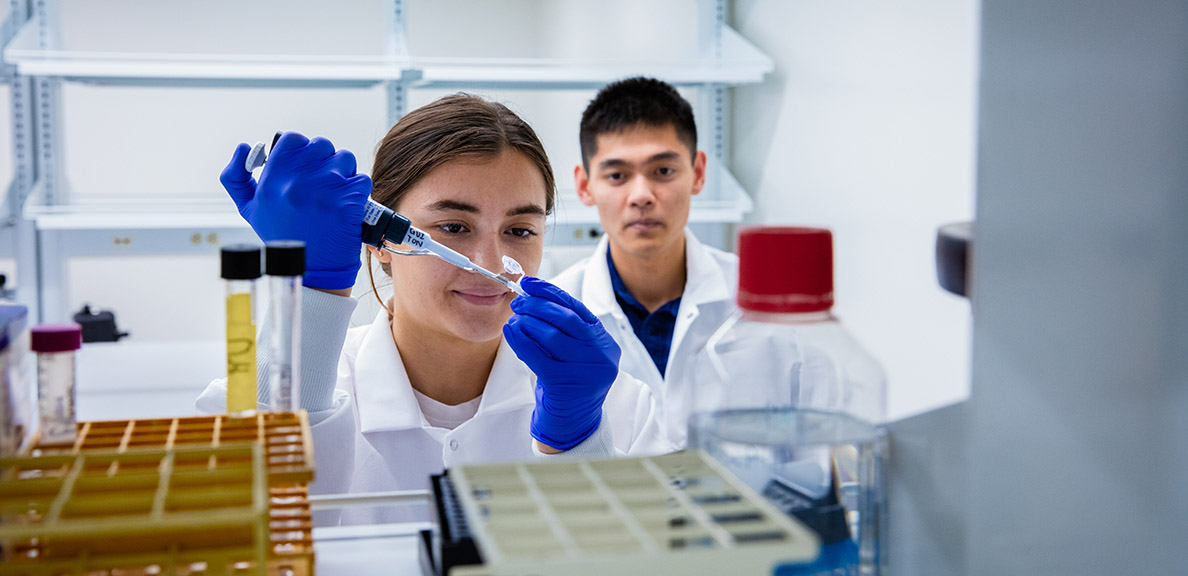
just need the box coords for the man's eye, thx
[606,172,625,182]
[438,223,468,234]
[508,227,537,238]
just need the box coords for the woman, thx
[203,95,668,523]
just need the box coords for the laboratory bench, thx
[314,523,431,575]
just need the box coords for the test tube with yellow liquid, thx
[221,245,262,415]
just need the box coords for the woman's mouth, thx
[455,290,509,306]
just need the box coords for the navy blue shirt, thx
[606,249,682,377]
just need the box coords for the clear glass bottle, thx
[699,226,886,424]
[689,226,889,575]
[265,241,304,413]
[31,323,82,445]
[221,244,262,416]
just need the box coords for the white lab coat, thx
[552,230,832,448]
[197,292,670,525]
[551,230,738,448]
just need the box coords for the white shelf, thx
[414,27,773,88]
[5,16,771,89]
[29,209,249,230]
[22,181,249,230]
[4,15,408,86]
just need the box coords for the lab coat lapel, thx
[353,312,426,434]
[670,229,733,359]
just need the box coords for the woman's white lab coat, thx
[198,293,670,525]
[551,230,832,448]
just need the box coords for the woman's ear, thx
[366,245,393,264]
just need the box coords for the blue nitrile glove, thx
[503,276,622,451]
[219,132,371,290]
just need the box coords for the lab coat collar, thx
[353,312,536,434]
[680,229,733,308]
[581,228,732,316]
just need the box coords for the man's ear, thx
[691,150,707,197]
[574,163,597,207]
[366,245,392,264]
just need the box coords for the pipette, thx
[359,200,527,297]
[247,133,528,298]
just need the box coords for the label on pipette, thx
[404,228,428,249]
[362,201,385,225]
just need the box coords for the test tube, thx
[222,244,262,416]
[266,241,304,413]
[31,323,82,445]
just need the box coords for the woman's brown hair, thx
[366,93,556,308]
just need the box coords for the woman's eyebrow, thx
[506,204,546,217]
[425,199,479,213]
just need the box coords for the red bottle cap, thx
[737,226,834,313]
[31,323,83,353]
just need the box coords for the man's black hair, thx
[579,77,697,171]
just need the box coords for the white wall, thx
[732,0,980,420]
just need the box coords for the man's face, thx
[576,124,706,261]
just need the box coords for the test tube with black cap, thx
[221,244,262,416]
[266,241,304,413]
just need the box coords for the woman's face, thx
[387,150,548,344]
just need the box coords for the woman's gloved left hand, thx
[503,277,622,451]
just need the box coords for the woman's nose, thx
[470,233,505,274]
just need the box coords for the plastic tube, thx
[221,245,262,415]
[266,241,304,413]
[31,323,82,445]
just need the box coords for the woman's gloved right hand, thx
[503,277,622,452]
[219,132,371,290]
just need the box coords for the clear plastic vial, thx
[31,323,82,445]
[222,244,263,416]
[266,241,304,413]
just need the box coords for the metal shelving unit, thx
[0,0,770,323]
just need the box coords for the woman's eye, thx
[508,227,537,238]
[438,223,468,235]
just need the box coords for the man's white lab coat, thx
[551,230,739,448]
[198,293,670,525]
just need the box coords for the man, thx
[551,77,739,448]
